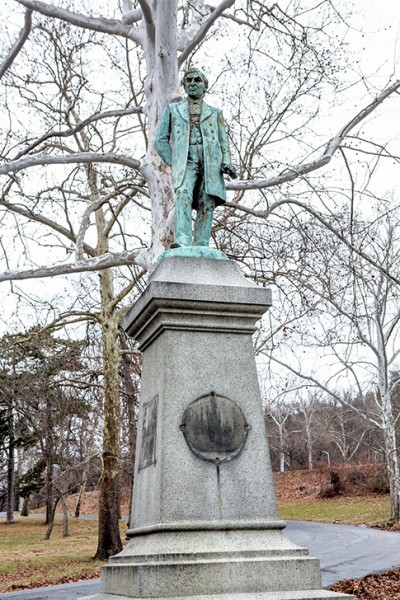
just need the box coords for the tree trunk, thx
[20,495,30,517]
[76,147,123,558]
[6,405,15,525]
[45,459,53,525]
[119,331,139,528]
[383,417,400,521]
[278,424,285,473]
[140,0,180,261]
[377,354,400,521]
[74,484,84,519]
[44,399,54,525]
[44,497,59,540]
[305,418,313,471]
[61,490,70,537]
[75,418,98,518]
[95,269,123,559]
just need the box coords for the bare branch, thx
[0,152,141,176]
[42,310,101,328]
[122,9,143,25]
[0,198,95,256]
[179,0,235,66]
[111,268,146,311]
[75,186,132,263]
[0,249,147,282]
[13,107,144,160]
[14,0,143,44]
[220,11,259,30]
[134,0,155,42]
[225,197,400,288]
[226,80,400,191]
[137,0,154,27]
[0,9,33,80]
[103,185,149,239]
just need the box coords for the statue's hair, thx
[182,67,209,91]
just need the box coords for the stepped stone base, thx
[83,525,354,600]
[83,258,354,600]
[84,591,353,600]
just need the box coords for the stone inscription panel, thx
[139,395,158,470]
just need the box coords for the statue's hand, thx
[221,163,237,179]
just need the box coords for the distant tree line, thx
[0,326,140,539]
[264,392,397,476]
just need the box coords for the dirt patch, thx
[33,488,132,517]
[273,463,388,501]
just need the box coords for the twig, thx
[13,107,143,160]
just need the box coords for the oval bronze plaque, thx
[180,392,250,464]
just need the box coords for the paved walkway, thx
[2,521,400,599]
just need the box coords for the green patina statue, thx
[155,68,237,251]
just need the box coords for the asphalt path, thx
[1,520,400,599]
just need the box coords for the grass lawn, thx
[279,495,392,526]
[0,517,126,593]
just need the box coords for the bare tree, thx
[264,209,400,520]
[295,391,322,471]
[262,377,297,472]
[326,397,372,464]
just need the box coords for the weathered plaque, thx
[180,392,250,464]
[139,396,158,470]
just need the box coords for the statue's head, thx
[182,68,208,100]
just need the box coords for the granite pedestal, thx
[84,257,354,600]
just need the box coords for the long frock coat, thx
[154,100,232,207]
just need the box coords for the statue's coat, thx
[154,100,232,207]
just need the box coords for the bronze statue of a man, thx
[154,68,237,248]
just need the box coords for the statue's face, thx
[184,72,206,100]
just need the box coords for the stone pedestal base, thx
[85,594,352,600]
[83,258,354,600]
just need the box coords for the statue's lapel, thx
[177,100,212,121]
[201,102,212,122]
[177,101,189,121]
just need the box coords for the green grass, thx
[278,495,392,525]
[0,517,126,592]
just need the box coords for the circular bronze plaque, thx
[180,392,250,464]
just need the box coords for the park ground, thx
[1,465,400,599]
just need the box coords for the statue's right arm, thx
[154,105,172,166]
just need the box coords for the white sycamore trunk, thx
[376,336,400,521]
[140,0,180,262]
[278,423,286,473]
[305,417,313,471]
[380,390,400,521]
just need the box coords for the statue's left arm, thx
[217,109,237,179]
